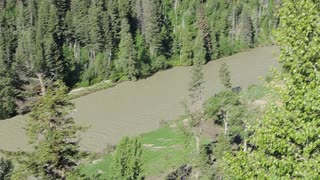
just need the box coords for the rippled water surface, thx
[0,46,279,152]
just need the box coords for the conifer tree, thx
[33,0,63,95]
[240,6,254,48]
[116,18,138,80]
[193,32,207,65]
[111,136,143,180]
[13,80,84,179]
[106,0,121,50]
[135,31,151,77]
[0,11,17,119]
[197,5,212,60]
[0,158,13,180]
[188,46,205,154]
[0,64,16,120]
[140,0,167,70]
[219,63,232,89]
[180,24,194,66]
[88,0,104,52]
[68,0,90,45]
[118,0,133,19]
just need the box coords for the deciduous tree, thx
[225,1,320,178]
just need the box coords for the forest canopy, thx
[0,0,280,119]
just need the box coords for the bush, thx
[241,84,270,101]
[0,158,13,180]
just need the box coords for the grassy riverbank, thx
[78,83,277,179]
[79,124,199,179]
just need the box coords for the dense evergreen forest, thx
[0,0,280,119]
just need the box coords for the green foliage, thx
[225,0,320,178]
[211,135,231,179]
[240,6,255,48]
[13,81,85,179]
[81,126,194,179]
[205,91,240,119]
[189,55,204,109]
[219,63,232,89]
[135,31,151,78]
[111,137,143,180]
[0,0,279,118]
[115,18,138,81]
[193,32,207,65]
[205,90,246,141]
[241,84,271,101]
[0,67,16,119]
[180,26,194,66]
[0,158,13,180]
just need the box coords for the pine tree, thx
[180,24,194,66]
[106,0,121,51]
[225,1,320,178]
[116,18,138,80]
[219,63,232,89]
[118,0,133,19]
[33,0,63,95]
[0,10,17,119]
[13,80,84,179]
[111,136,143,180]
[140,0,167,71]
[193,32,207,65]
[88,0,104,52]
[135,31,151,78]
[188,44,205,154]
[0,158,13,180]
[68,0,90,45]
[240,6,254,48]
[0,63,16,120]
[197,5,212,60]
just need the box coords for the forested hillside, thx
[0,0,279,119]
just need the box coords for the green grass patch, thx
[80,126,193,179]
[241,84,271,101]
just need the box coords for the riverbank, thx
[0,46,279,153]
[79,83,276,179]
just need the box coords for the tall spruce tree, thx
[116,18,138,80]
[180,22,194,66]
[197,5,212,60]
[0,8,17,119]
[219,63,232,89]
[33,0,63,95]
[13,81,84,179]
[140,0,167,71]
[193,32,207,65]
[0,62,16,120]
[111,136,143,180]
[240,6,254,48]
[188,46,205,154]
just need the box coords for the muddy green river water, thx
[0,46,279,152]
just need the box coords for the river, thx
[0,46,279,152]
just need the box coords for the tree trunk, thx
[224,111,228,135]
[244,138,247,152]
[174,0,178,20]
[193,128,200,154]
[36,73,46,96]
